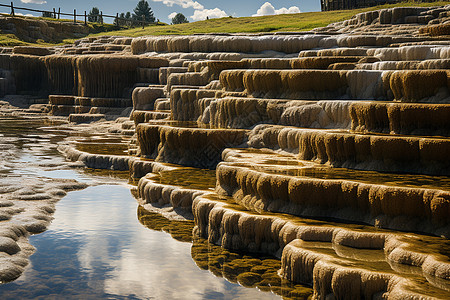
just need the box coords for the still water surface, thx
[0,185,280,299]
[0,115,281,299]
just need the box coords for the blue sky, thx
[1,0,321,24]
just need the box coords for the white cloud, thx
[16,12,35,17]
[191,8,227,21]
[253,2,300,17]
[152,0,204,10]
[276,6,301,14]
[21,0,47,4]
[168,12,177,19]
[153,0,229,22]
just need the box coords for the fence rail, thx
[0,1,155,28]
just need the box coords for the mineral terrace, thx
[1,5,450,299]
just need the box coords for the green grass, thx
[7,14,120,32]
[90,1,450,37]
[0,1,449,46]
[0,13,123,46]
[0,33,67,47]
[0,34,29,46]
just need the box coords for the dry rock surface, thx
[1,4,450,299]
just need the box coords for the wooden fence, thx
[0,1,153,28]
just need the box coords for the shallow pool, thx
[0,184,284,299]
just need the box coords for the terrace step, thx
[217,148,450,236]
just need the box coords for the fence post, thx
[115,13,119,28]
[53,8,56,19]
[100,11,103,24]
[73,9,76,24]
[58,8,60,20]
[142,15,145,29]
[10,2,14,17]
[84,11,87,25]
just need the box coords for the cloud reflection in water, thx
[0,185,279,299]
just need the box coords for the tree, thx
[88,7,100,23]
[172,13,189,25]
[42,11,53,18]
[119,13,126,26]
[132,0,155,23]
[119,12,133,27]
[125,12,133,26]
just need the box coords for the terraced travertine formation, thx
[1,5,450,299]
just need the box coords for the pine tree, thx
[119,13,126,26]
[88,7,100,23]
[125,12,133,27]
[172,13,189,25]
[132,0,155,23]
[42,11,53,18]
[118,11,133,27]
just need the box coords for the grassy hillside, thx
[0,1,449,46]
[0,13,122,47]
[91,1,450,37]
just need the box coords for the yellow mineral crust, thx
[420,24,450,36]
[350,101,450,135]
[44,55,78,95]
[170,88,221,121]
[216,163,450,236]
[11,54,47,94]
[138,173,206,213]
[204,97,353,129]
[220,69,450,102]
[136,124,247,169]
[389,70,450,102]
[248,125,450,175]
[290,56,363,69]
[192,195,450,299]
